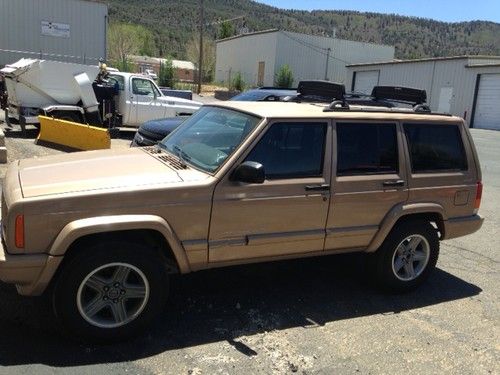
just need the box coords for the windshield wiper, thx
[173,144,191,168]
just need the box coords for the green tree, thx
[275,65,294,88]
[218,21,235,39]
[186,36,215,83]
[107,23,157,68]
[158,59,176,87]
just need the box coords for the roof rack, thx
[371,86,427,105]
[296,80,346,102]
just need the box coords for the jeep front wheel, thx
[53,242,169,342]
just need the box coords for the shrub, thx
[275,65,294,88]
[158,59,176,87]
[231,72,245,91]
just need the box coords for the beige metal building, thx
[0,0,108,67]
[347,56,500,130]
[215,29,395,88]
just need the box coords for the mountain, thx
[102,0,500,60]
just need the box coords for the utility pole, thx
[324,48,331,81]
[197,0,204,94]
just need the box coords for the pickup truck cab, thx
[0,83,484,342]
[107,72,200,127]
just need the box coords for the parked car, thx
[230,87,297,101]
[0,82,483,341]
[131,87,297,147]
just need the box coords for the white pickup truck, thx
[0,58,201,132]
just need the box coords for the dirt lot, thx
[0,116,498,374]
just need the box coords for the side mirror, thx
[231,161,265,184]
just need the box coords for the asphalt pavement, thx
[0,118,497,374]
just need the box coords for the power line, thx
[280,32,352,65]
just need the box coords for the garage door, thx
[473,74,500,130]
[353,70,380,94]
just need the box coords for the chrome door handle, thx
[382,180,405,187]
[305,184,330,192]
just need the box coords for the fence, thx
[0,48,102,67]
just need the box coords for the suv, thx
[0,83,483,341]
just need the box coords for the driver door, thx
[129,77,165,126]
[209,120,332,263]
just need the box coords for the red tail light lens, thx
[15,215,24,248]
[474,181,483,211]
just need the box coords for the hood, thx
[18,148,185,198]
[140,117,186,137]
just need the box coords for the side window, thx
[337,123,398,176]
[246,122,327,179]
[108,75,124,90]
[404,123,467,173]
[132,78,158,97]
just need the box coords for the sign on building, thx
[41,21,70,38]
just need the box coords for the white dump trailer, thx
[0,58,201,132]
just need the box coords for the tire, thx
[369,220,439,292]
[52,241,169,342]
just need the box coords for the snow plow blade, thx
[37,116,111,151]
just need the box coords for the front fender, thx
[366,203,446,252]
[49,214,191,273]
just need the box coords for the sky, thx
[256,0,500,23]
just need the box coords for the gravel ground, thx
[0,113,497,374]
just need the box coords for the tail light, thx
[474,181,483,212]
[15,215,24,248]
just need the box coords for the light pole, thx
[197,0,204,94]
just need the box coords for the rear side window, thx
[337,123,398,176]
[404,123,467,173]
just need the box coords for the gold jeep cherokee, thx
[0,83,483,341]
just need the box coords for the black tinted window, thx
[337,123,398,176]
[404,124,467,173]
[246,122,327,179]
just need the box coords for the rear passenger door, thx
[325,121,408,251]
[403,121,477,218]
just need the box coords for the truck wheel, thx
[369,220,439,292]
[52,241,169,342]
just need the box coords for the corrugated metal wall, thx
[215,31,278,86]
[0,0,107,67]
[275,31,394,85]
[346,57,500,126]
[215,30,394,87]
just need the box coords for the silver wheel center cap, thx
[107,289,120,299]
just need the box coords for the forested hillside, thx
[101,0,500,60]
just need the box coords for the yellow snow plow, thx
[37,116,111,151]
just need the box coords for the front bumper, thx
[0,235,62,296]
[442,214,484,240]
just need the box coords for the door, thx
[325,121,408,250]
[473,74,500,130]
[129,77,165,126]
[257,62,265,86]
[209,120,332,263]
[353,70,380,94]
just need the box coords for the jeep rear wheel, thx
[370,220,439,292]
[53,241,169,342]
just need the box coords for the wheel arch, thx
[49,215,191,274]
[366,203,446,253]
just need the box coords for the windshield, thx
[159,106,261,173]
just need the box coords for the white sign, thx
[41,21,70,38]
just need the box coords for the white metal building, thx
[0,0,108,67]
[347,56,500,130]
[215,29,395,87]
